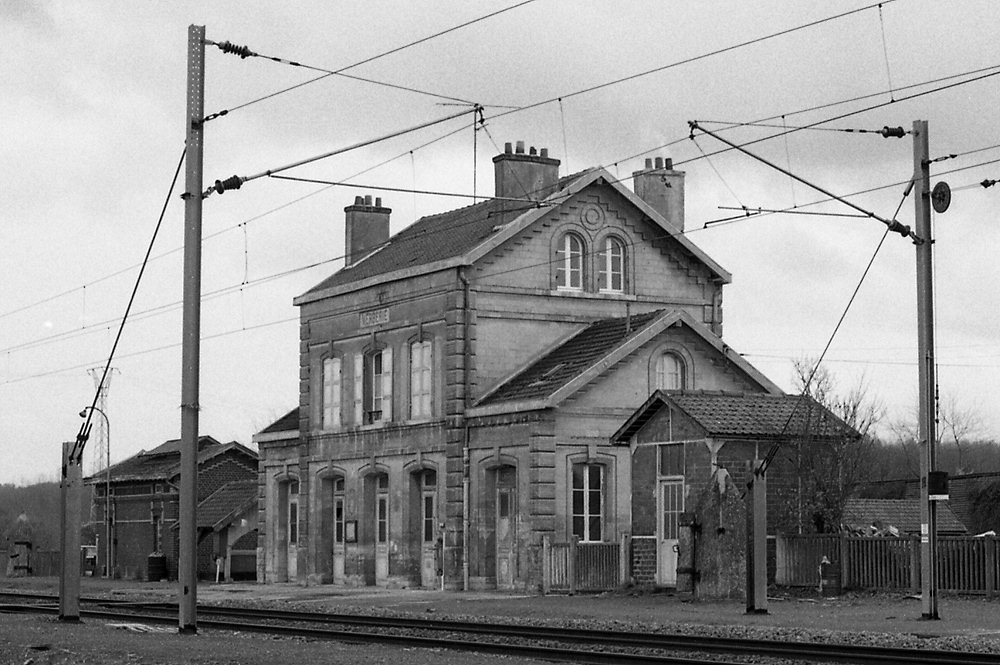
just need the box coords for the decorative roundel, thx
[580,203,605,230]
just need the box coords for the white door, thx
[657,479,683,586]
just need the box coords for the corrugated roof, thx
[197,480,258,530]
[843,498,966,534]
[478,310,663,405]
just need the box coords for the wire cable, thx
[72,147,186,462]
[205,1,537,118]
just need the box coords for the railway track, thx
[1,591,996,665]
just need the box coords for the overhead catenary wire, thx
[6,55,997,326]
[72,147,186,463]
[202,0,537,119]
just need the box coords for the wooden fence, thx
[777,534,1000,595]
[542,535,630,593]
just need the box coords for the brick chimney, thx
[492,140,561,201]
[632,156,685,232]
[344,194,390,267]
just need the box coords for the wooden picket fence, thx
[777,534,1000,595]
[542,535,630,593]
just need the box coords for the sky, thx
[2,1,998,485]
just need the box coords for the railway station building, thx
[254,142,804,590]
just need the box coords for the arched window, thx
[655,352,686,391]
[322,356,342,429]
[555,233,584,290]
[409,340,432,419]
[598,236,625,293]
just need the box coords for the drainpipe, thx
[459,267,472,591]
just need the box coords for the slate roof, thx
[300,169,592,297]
[478,310,663,405]
[196,480,258,531]
[260,408,299,435]
[85,436,257,484]
[843,498,967,535]
[612,391,858,443]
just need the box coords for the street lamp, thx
[79,406,111,577]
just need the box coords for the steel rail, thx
[2,592,997,665]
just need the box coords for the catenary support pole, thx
[913,119,939,620]
[179,24,206,634]
[58,440,82,621]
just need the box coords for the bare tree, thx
[787,358,885,533]
[889,394,986,475]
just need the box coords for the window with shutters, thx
[555,233,584,290]
[571,463,604,542]
[409,340,432,419]
[355,348,392,425]
[321,356,342,429]
[598,236,626,293]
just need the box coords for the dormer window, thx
[556,233,584,290]
[599,236,625,293]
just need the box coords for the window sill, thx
[549,289,636,301]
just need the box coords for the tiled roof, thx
[612,391,858,443]
[299,170,593,297]
[197,480,258,530]
[478,310,663,405]
[667,391,857,439]
[87,437,256,484]
[260,408,299,435]
[843,498,966,534]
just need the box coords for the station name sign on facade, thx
[360,307,390,329]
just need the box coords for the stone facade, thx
[255,143,783,591]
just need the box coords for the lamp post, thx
[79,406,111,577]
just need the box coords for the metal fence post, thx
[568,536,578,595]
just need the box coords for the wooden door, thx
[374,474,389,584]
[495,468,517,589]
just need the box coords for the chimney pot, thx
[529,146,537,156]
[354,195,364,205]
[375,197,382,207]
[515,140,525,154]
[540,147,548,158]
[654,157,663,169]
[644,158,653,169]
[364,194,372,206]
[665,158,673,170]
[504,142,512,154]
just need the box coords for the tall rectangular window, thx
[410,340,432,419]
[322,357,342,429]
[571,463,604,542]
[659,443,684,476]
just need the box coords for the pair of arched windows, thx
[556,234,626,293]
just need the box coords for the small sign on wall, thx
[360,308,389,328]
[345,520,358,543]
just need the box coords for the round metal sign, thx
[932,181,951,214]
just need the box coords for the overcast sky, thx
[3,1,998,485]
